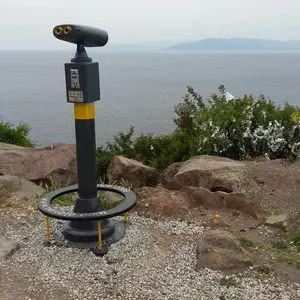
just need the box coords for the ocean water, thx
[1,51,300,146]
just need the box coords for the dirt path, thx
[245,158,300,215]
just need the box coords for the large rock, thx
[196,230,253,272]
[0,174,44,200]
[159,155,259,195]
[181,186,263,219]
[107,156,158,189]
[0,143,77,186]
[181,186,225,207]
[265,214,288,230]
[134,187,191,219]
[0,236,20,260]
[224,192,264,220]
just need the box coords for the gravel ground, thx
[1,208,300,300]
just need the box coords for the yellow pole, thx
[46,216,51,242]
[97,221,102,250]
[124,213,129,223]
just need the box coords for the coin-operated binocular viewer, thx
[38,25,136,255]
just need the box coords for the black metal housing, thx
[65,61,100,103]
[53,24,108,47]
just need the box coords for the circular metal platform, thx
[38,184,136,221]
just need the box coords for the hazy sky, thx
[0,0,299,49]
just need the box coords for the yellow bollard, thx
[46,216,51,242]
[97,221,102,251]
[124,213,129,223]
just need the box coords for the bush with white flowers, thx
[188,85,300,160]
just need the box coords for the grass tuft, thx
[219,276,237,288]
[238,236,255,248]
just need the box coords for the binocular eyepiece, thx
[53,24,108,47]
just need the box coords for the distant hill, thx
[98,41,175,52]
[165,38,300,52]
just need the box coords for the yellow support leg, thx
[97,221,102,251]
[46,216,51,242]
[124,213,129,223]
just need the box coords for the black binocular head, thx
[53,24,108,47]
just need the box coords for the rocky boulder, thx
[181,186,263,219]
[0,143,77,186]
[0,174,45,201]
[107,156,158,189]
[265,214,288,230]
[181,186,225,207]
[159,155,259,195]
[196,230,253,272]
[134,187,191,219]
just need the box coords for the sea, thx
[1,51,300,146]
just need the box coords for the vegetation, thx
[98,179,132,210]
[267,213,300,268]
[254,265,273,275]
[38,177,75,206]
[238,236,255,248]
[0,118,32,147]
[95,85,300,179]
[288,212,300,246]
[3,85,300,179]
[219,276,237,288]
[270,239,289,251]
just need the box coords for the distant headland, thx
[164,38,300,52]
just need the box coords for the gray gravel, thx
[1,208,300,300]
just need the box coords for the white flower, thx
[243,128,251,138]
[263,130,269,136]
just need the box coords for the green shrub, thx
[96,146,114,182]
[0,118,32,147]
[95,126,136,181]
[190,85,300,160]
[173,85,205,134]
[96,85,300,179]
[95,130,193,180]
[130,131,190,169]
